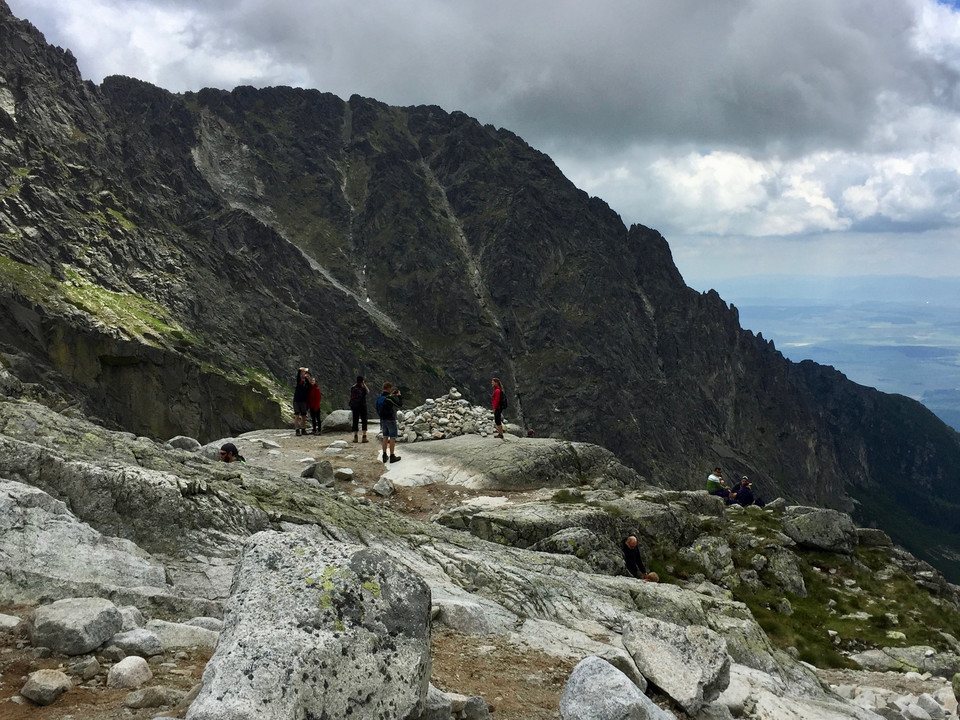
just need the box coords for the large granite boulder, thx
[30,597,123,656]
[0,478,169,604]
[623,615,730,715]
[186,530,432,720]
[781,507,858,554]
[320,410,353,432]
[529,527,627,575]
[559,656,672,720]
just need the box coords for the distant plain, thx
[700,276,960,432]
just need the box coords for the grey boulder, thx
[21,669,72,706]
[185,530,432,720]
[30,597,123,656]
[781,507,858,554]
[559,656,673,720]
[321,409,353,432]
[623,616,730,715]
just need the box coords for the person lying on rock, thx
[219,442,245,463]
[706,467,736,503]
[622,536,658,582]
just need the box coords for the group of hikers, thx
[292,369,510,464]
[618,466,766,583]
[705,466,765,507]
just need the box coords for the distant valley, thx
[704,275,960,431]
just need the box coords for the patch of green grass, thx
[552,489,585,504]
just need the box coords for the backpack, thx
[376,394,386,416]
[349,385,362,405]
[499,389,508,409]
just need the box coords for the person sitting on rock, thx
[218,442,245,463]
[621,535,658,582]
[706,467,736,503]
[735,476,765,507]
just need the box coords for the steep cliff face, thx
[1,3,959,575]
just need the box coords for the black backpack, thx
[499,390,508,409]
[349,385,363,405]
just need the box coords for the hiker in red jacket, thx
[491,377,505,439]
[308,375,322,435]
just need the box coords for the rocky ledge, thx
[1,380,960,719]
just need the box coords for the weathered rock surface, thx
[2,0,960,588]
[0,478,169,604]
[145,619,219,652]
[109,628,163,657]
[387,434,643,491]
[21,668,73,706]
[559,656,674,720]
[781,507,859,554]
[185,530,432,720]
[29,597,123,656]
[623,616,730,714]
[0,395,955,719]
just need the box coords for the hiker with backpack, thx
[293,367,311,436]
[377,382,403,463]
[349,376,369,443]
[491,377,507,439]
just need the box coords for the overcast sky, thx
[7,0,960,289]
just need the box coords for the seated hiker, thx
[706,467,736,503]
[218,442,245,464]
[621,536,658,582]
[735,476,765,507]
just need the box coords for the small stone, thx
[21,669,72,706]
[68,656,100,681]
[373,477,395,497]
[334,468,354,481]
[123,686,186,709]
[101,645,126,662]
[107,656,153,689]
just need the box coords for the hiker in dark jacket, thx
[293,368,310,436]
[378,382,403,464]
[622,536,658,582]
[349,376,369,443]
[735,476,765,507]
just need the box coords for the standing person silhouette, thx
[349,376,369,443]
[491,377,505,439]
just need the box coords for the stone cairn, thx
[395,388,495,443]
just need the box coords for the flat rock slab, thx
[384,435,640,490]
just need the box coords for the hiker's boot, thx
[382,451,388,463]
[389,455,401,463]
[361,433,369,443]
[296,428,301,436]
[353,433,359,443]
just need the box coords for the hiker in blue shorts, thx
[377,382,403,463]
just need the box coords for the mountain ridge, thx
[2,0,960,579]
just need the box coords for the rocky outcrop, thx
[3,375,960,718]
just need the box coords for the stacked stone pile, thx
[395,388,497,443]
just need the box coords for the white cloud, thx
[6,0,960,280]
